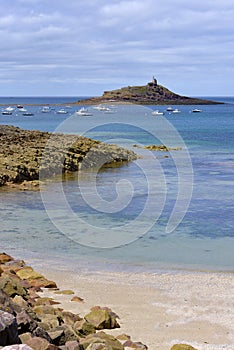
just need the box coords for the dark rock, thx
[0,310,20,346]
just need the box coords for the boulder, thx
[0,276,28,299]
[170,345,198,350]
[0,253,14,264]
[123,340,147,350]
[84,307,120,330]
[80,332,123,350]
[16,267,57,289]
[63,341,81,350]
[0,310,20,346]
[0,345,34,350]
[73,319,96,337]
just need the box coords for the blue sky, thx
[1,0,234,96]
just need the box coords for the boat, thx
[56,109,68,114]
[166,107,174,111]
[18,108,27,112]
[172,108,180,113]
[41,106,51,113]
[5,106,15,112]
[17,105,24,109]
[23,112,34,116]
[192,108,202,113]
[76,107,93,116]
[93,104,111,112]
[152,110,164,116]
[2,111,12,115]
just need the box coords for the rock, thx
[0,289,23,314]
[0,310,20,346]
[0,253,14,264]
[60,311,82,326]
[170,345,198,350]
[0,275,28,299]
[0,345,34,350]
[16,267,57,289]
[123,340,147,350]
[80,332,123,350]
[54,290,74,295]
[16,310,37,334]
[0,126,137,188]
[63,341,81,350]
[84,307,120,330]
[71,296,84,303]
[86,343,112,350]
[22,336,57,350]
[73,319,96,337]
[48,325,79,345]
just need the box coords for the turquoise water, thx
[0,97,233,272]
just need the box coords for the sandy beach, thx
[36,266,234,350]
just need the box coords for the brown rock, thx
[71,296,84,303]
[0,253,14,264]
[84,307,120,330]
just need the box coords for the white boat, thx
[76,107,93,116]
[166,107,174,111]
[56,109,68,114]
[152,110,164,116]
[192,108,202,113]
[93,104,111,112]
[172,108,180,113]
[18,108,27,112]
[5,106,15,112]
[41,106,51,113]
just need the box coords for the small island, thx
[74,77,222,105]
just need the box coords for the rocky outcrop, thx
[0,126,137,188]
[0,252,148,350]
[74,83,222,106]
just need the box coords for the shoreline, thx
[36,263,234,350]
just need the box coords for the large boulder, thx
[84,307,120,330]
[0,310,20,346]
[0,253,14,264]
[0,275,28,299]
[16,267,57,289]
[80,332,123,350]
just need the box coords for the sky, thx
[0,0,234,97]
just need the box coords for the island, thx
[74,77,222,105]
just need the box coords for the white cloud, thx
[0,0,234,95]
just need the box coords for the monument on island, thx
[147,76,157,87]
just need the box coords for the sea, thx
[0,96,233,273]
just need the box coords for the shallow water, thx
[0,97,233,272]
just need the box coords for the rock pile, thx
[0,252,199,350]
[0,126,137,188]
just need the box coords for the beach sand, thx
[37,266,234,350]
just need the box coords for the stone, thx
[84,307,120,330]
[73,319,96,337]
[16,267,57,289]
[71,296,84,303]
[80,332,123,350]
[0,275,28,298]
[1,345,34,350]
[63,341,81,350]
[54,290,74,295]
[123,340,147,350]
[0,310,20,346]
[170,345,198,350]
[16,310,37,334]
[0,253,14,264]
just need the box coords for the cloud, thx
[0,0,234,95]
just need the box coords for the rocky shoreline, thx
[0,125,137,189]
[0,252,198,350]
